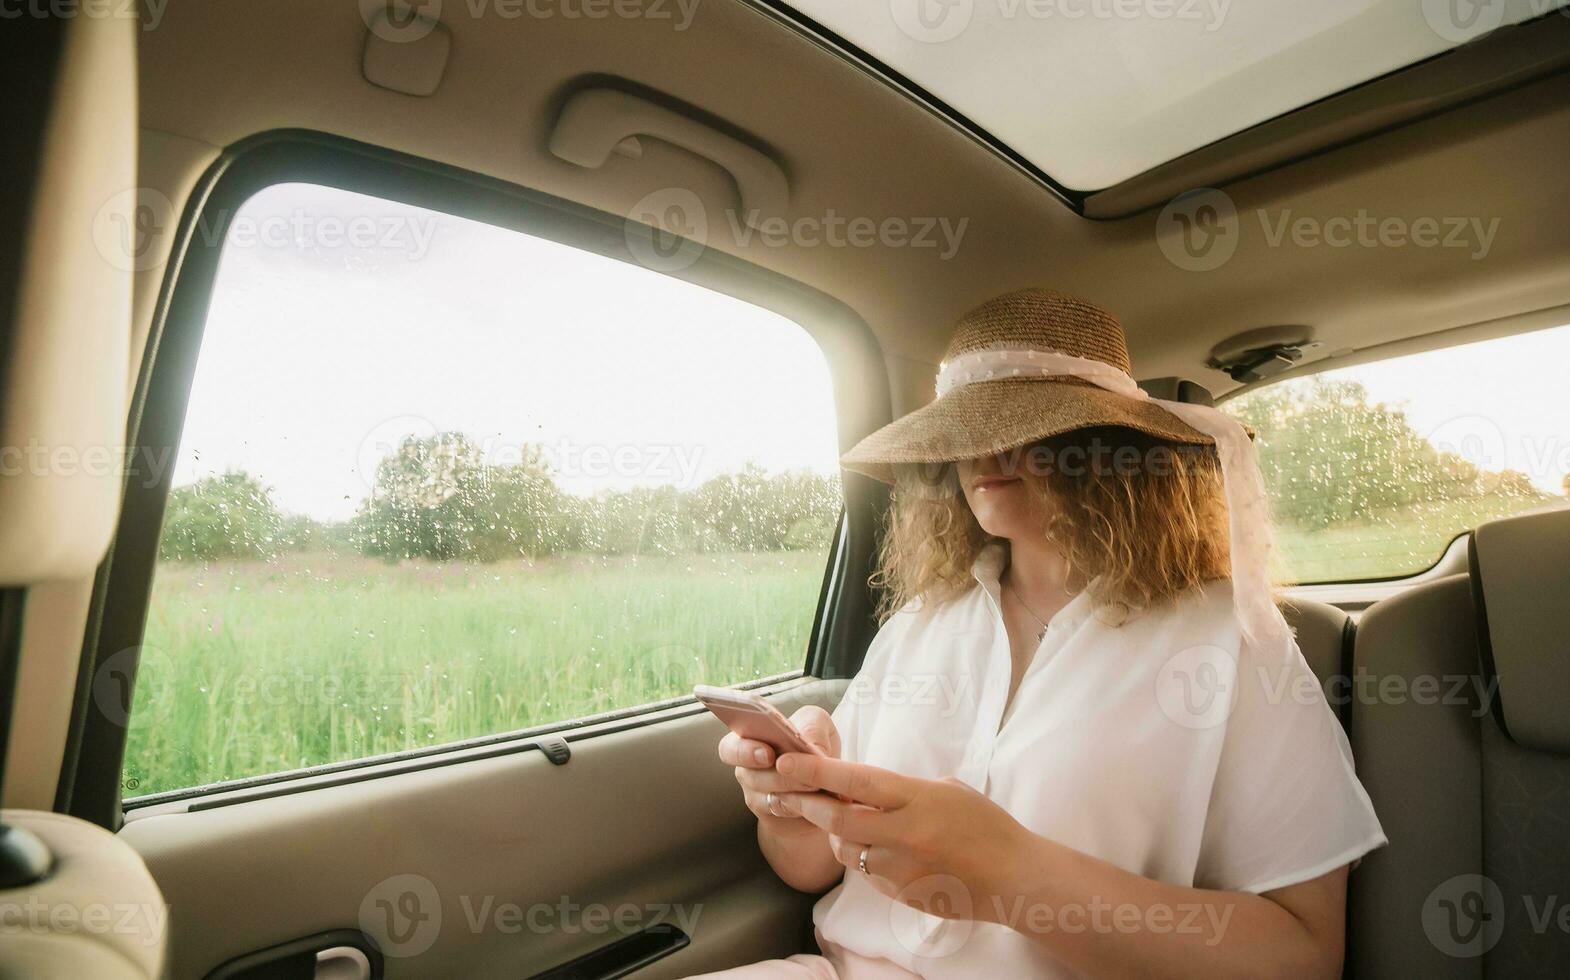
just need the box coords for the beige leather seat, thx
[1281,597,1354,727]
[1348,508,1570,976]
[0,10,164,980]
[0,812,168,980]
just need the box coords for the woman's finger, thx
[719,734,776,769]
[779,793,898,845]
[742,788,800,821]
[827,835,895,882]
[790,705,840,757]
[776,754,916,809]
[740,788,775,820]
[736,766,824,795]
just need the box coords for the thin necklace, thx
[1004,577,1051,642]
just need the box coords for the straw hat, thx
[841,288,1215,483]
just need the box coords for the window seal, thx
[58,129,889,828]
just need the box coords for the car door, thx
[57,131,890,980]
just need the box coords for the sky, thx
[175,181,1570,521]
[175,183,842,521]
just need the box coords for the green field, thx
[125,550,827,797]
[124,491,1553,798]
[1271,494,1549,583]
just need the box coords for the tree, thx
[159,471,284,560]
[355,434,576,561]
[354,432,487,561]
[466,445,571,560]
[684,464,841,552]
[1229,377,1545,528]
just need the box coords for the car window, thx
[1224,324,1570,584]
[124,183,842,798]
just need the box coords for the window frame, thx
[59,129,890,827]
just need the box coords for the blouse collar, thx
[970,540,1096,634]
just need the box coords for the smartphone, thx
[693,685,826,758]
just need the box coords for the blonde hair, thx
[872,427,1231,623]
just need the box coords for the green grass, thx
[125,550,827,797]
[1273,493,1556,583]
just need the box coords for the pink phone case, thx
[693,686,825,757]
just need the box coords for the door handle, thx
[314,946,371,980]
[206,929,382,980]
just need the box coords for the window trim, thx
[58,129,889,827]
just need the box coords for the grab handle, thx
[550,88,787,229]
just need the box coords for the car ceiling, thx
[136,0,1570,399]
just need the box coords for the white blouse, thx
[812,545,1386,977]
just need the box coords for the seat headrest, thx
[1470,507,1570,754]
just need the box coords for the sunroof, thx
[783,0,1565,190]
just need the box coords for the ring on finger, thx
[765,791,787,818]
[858,847,871,876]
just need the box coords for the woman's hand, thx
[774,752,1034,921]
[718,706,846,894]
[775,753,1349,980]
[717,706,840,836]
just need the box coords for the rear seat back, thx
[1280,597,1353,728]
[1347,508,1570,977]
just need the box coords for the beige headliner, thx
[135,1,1570,399]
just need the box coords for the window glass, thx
[783,0,1567,188]
[125,183,841,798]
[1225,325,1570,583]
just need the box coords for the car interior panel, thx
[2,1,1568,978]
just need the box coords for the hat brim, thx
[841,378,1216,484]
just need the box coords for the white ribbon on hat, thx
[936,346,1291,658]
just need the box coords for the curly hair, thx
[872,427,1232,624]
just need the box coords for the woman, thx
[703,289,1384,979]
